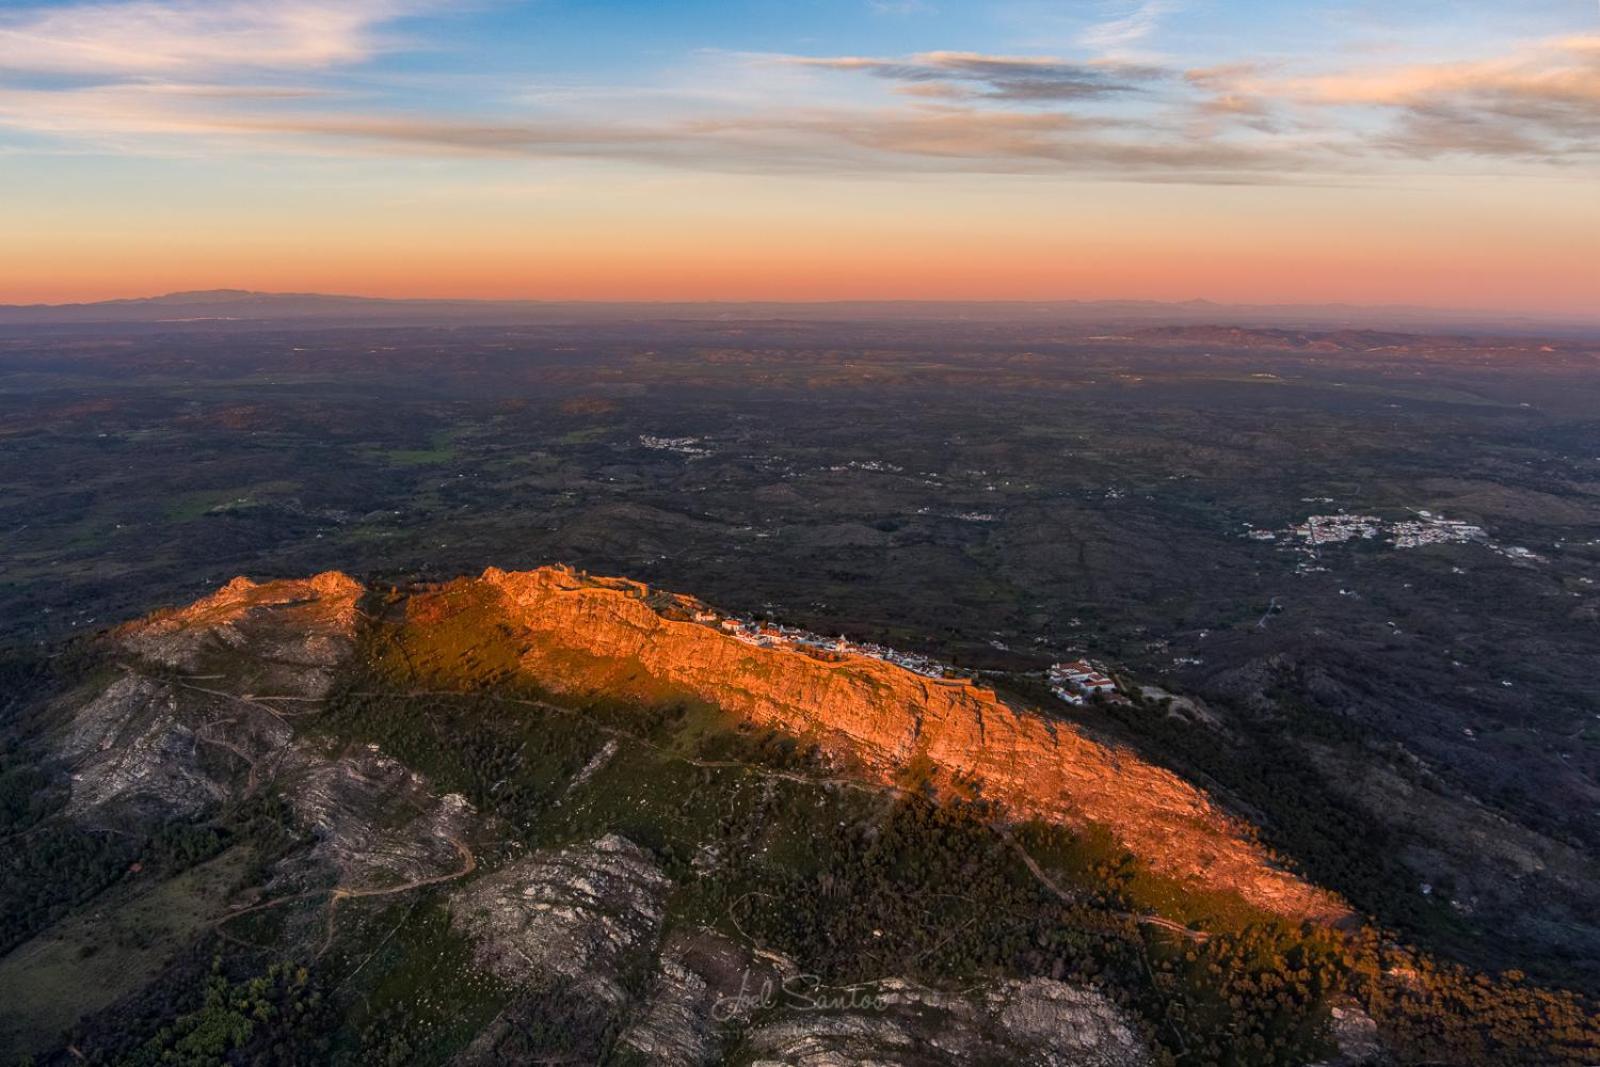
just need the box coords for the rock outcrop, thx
[401,566,1345,922]
[737,976,1149,1066]
[64,572,363,817]
[616,926,1151,1067]
[443,837,1151,1067]
[620,926,795,1065]
[36,571,1191,1064]
[71,565,1346,924]
[450,834,672,1007]
[62,572,473,896]
[61,672,225,816]
[115,570,362,693]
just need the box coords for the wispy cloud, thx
[0,1,1593,184]
[0,78,1289,181]
[1079,1,1181,55]
[0,0,424,77]
[1203,35,1600,160]
[784,50,1163,101]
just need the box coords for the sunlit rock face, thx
[115,571,363,693]
[60,573,479,894]
[61,573,364,818]
[403,565,1345,923]
[67,565,1345,922]
[33,568,1317,1065]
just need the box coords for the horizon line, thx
[6,287,1598,323]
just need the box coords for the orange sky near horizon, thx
[5,247,1594,313]
[3,3,1598,317]
[4,167,1596,314]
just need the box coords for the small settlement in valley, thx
[1241,508,1544,571]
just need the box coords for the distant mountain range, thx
[1,288,1594,335]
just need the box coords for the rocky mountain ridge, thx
[7,567,1160,1065]
[418,564,1347,923]
[15,564,1597,1064]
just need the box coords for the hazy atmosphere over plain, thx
[1,0,1596,311]
[9,6,1600,1066]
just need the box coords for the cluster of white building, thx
[1242,509,1535,564]
[1294,513,1385,545]
[686,606,1148,706]
[1047,659,1119,705]
[1390,511,1488,549]
[707,614,955,679]
[823,459,906,474]
[639,435,712,456]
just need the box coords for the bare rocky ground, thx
[58,573,473,899]
[445,834,1150,1067]
[450,833,672,1008]
[17,575,1157,1065]
[733,976,1151,1067]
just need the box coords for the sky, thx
[0,0,1596,312]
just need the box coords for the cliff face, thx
[409,566,1347,923]
[45,574,1157,1066]
[101,564,1342,921]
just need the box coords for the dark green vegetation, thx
[4,609,1600,1064]
[317,621,1600,1067]
[0,653,307,960]
[1,319,1598,1062]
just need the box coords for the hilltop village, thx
[656,592,1126,705]
[697,610,956,679]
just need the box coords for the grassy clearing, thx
[163,480,300,521]
[555,425,614,445]
[327,899,514,1065]
[0,845,257,1058]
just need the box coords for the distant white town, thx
[639,434,712,456]
[1243,509,1545,570]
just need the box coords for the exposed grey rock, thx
[619,927,793,1066]
[62,675,230,817]
[55,574,481,907]
[623,954,721,1065]
[1311,1001,1388,1066]
[984,978,1150,1065]
[450,834,670,1007]
[739,976,1149,1067]
[60,673,169,761]
[60,574,364,819]
[561,737,619,799]
[289,747,476,889]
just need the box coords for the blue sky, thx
[0,1,1596,308]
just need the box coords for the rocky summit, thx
[0,565,1595,1066]
[422,565,1345,923]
